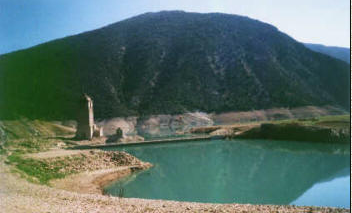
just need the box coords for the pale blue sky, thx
[0,0,350,54]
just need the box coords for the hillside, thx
[304,43,350,63]
[0,11,350,120]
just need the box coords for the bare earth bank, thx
[50,166,150,194]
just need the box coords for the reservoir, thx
[103,139,350,208]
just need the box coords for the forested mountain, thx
[304,43,350,63]
[0,11,349,119]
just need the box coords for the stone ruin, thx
[75,94,103,140]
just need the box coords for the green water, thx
[103,139,350,208]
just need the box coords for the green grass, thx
[7,153,69,184]
[2,138,58,155]
[0,120,78,184]
[232,115,350,143]
[268,114,350,127]
[1,119,75,140]
[0,146,6,155]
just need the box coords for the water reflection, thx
[103,139,350,207]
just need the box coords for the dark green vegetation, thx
[233,115,350,143]
[0,119,75,157]
[0,11,350,120]
[0,121,75,184]
[235,122,349,143]
[0,119,75,141]
[304,43,350,63]
[6,153,71,184]
[3,138,69,184]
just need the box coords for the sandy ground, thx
[51,166,150,194]
[24,149,91,159]
[0,155,349,213]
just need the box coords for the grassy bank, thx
[190,115,350,143]
[235,115,350,143]
[6,153,69,184]
[234,122,349,143]
[0,120,150,186]
[4,142,148,185]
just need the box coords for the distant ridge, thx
[304,43,350,63]
[0,11,349,119]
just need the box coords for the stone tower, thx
[76,94,103,139]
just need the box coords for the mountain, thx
[0,11,350,120]
[304,43,350,63]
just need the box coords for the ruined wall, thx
[76,95,94,139]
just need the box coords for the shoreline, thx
[1,158,349,212]
[73,135,225,149]
[50,163,152,194]
[1,115,350,212]
[71,115,350,151]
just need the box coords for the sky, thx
[0,0,350,54]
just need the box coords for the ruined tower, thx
[76,94,103,139]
